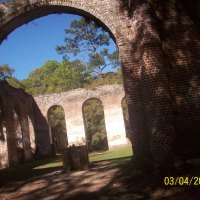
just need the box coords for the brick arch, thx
[82,97,103,109]
[0,0,119,44]
[82,97,105,126]
[47,104,68,152]
[82,97,106,134]
[47,104,65,117]
[82,97,109,152]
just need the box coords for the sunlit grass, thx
[89,146,133,162]
[0,146,133,186]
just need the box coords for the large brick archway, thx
[1,0,200,168]
[0,0,120,44]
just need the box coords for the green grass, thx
[89,146,133,162]
[0,146,133,186]
[0,156,63,186]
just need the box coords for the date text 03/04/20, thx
[164,177,200,186]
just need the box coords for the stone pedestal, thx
[62,145,89,172]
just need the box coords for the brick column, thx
[4,105,19,166]
[102,96,127,149]
[118,40,151,165]
[139,5,177,166]
[20,113,33,162]
[32,100,52,157]
[28,116,36,154]
[117,3,177,167]
[0,98,9,168]
[64,102,85,146]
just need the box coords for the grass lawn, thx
[89,146,133,162]
[0,146,133,186]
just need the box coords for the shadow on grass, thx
[0,155,200,200]
[0,156,62,187]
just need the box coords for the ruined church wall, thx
[0,81,52,168]
[34,84,127,149]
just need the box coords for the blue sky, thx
[0,13,116,80]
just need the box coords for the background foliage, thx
[83,99,108,152]
[48,106,68,153]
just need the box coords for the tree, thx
[21,59,89,95]
[21,60,60,94]
[56,17,119,80]
[0,64,15,81]
[51,59,87,91]
[7,77,24,89]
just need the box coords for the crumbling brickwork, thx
[0,81,52,168]
[0,0,199,167]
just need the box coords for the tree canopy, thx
[56,17,120,79]
[19,59,122,95]
[0,64,15,81]
[21,60,88,95]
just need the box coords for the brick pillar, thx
[64,102,85,146]
[117,3,177,167]
[20,113,33,162]
[4,105,19,166]
[32,100,52,157]
[28,116,36,154]
[0,98,9,168]
[0,126,8,169]
[14,110,24,164]
[141,43,176,165]
[118,40,151,165]
[102,96,127,149]
[139,5,177,166]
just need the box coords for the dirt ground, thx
[0,159,200,200]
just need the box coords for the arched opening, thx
[82,98,108,153]
[47,105,68,154]
[0,4,117,45]
[0,2,133,166]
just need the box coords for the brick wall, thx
[117,0,200,165]
[154,0,200,159]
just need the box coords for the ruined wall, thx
[34,84,127,149]
[0,81,52,168]
[0,0,200,167]
[0,82,127,168]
